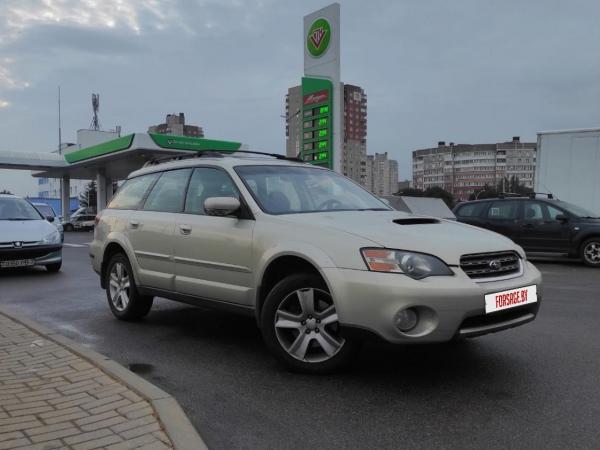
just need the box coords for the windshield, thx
[235,165,391,214]
[554,201,599,218]
[34,204,56,217]
[0,197,43,220]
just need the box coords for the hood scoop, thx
[393,218,440,225]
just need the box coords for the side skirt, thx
[137,286,255,317]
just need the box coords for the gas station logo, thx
[307,18,331,57]
[303,89,329,106]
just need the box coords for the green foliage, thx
[79,181,97,209]
[469,175,533,200]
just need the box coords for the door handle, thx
[128,220,140,229]
[179,224,192,235]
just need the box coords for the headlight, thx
[42,230,61,245]
[361,248,453,280]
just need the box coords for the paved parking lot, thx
[1,232,599,450]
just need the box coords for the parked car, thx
[453,195,600,267]
[32,202,64,242]
[90,153,542,373]
[63,214,96,231]
[0,194,62,272]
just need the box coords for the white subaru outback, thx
[90,153,542,373]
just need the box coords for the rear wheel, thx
[260,274,355,373]
[105,253,153,320]
[581,238,600,267]
[64,223,74,232]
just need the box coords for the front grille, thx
[0,245,61,260]
[460,251,521,280]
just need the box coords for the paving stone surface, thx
[0,313,173,449]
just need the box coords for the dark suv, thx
[453,195,600,267]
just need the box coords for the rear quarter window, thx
[456,202,488,217]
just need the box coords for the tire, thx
[105,253,153,320]
[64,224,74,232]
[45,262,62,272]
[260,273,356,374]
[581,238,600,267]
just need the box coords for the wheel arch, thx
[254,250,335,325]
[100,237,138,289]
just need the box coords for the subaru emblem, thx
[489,259,501,270]
[13,241,22,248]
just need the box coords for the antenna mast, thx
[90,93,101,131]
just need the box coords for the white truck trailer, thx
[536,128,600,215]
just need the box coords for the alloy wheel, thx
[109,262,131,312]
[274,287,345,363]
[584,241,600,264]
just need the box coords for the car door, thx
[518,200,571,252]
[173,167,255,306]
[128,168,193,291]
[482,200,521,242]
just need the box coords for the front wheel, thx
[105,253,154,320]
[581,238,600,267]
[260,274,356,373]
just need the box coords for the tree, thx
[0,189,12,195]
[79,181,97,209]
[470,176,533,200]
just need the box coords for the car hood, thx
[276,210,522,266]
[0,220,56,242]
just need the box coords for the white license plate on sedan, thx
[0,259,35,268]
[485,285,537,314]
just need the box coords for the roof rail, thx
[528,192,554,199]
[142,149,303,167]
[497,192,523,199]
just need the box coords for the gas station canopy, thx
[0,132,244,216]
[29,133,243,180]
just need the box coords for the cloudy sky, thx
[1,0,599,195]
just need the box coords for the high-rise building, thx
[148,113,204,137]
[365,153,399,196]
[285,83,367,186]
[412,137,536,200]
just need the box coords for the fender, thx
[99,231,140,287]
[254,240,338,309]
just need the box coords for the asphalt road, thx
[1,232,599,449]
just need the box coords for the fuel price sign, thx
[301,77,333,168]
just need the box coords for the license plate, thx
[485,285,537,314]
[0,259,35,268]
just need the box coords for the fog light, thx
[395,308,418,332]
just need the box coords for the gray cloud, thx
[1,0,600,195]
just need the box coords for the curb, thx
[0,306,208,450]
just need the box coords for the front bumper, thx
[324,260,542,344]
[0,245,63,267]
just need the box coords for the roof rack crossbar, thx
[142,149,302,168]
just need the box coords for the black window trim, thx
[109,164,255,219]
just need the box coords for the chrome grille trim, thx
[460,251,522,282]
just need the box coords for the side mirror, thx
[555,213,568,223]
[204,197,241,217]
[46,216,55,223]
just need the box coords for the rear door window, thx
[109,173,159,210]
[142,169,192,213]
